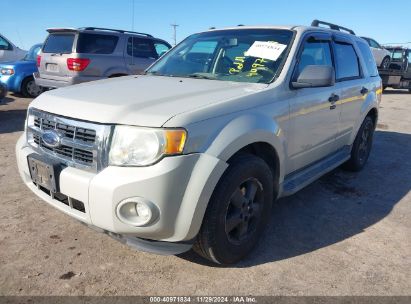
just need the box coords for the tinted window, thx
[356,40,378,77]
[77,33,118,54]
[127,38,156,58]
[24,44,42,61]
[369,39,381,49]
[334,42,360,80]
[0,36,11,50]
[43,34,75,54]
[154,42,171,57]
[297,39,333,75]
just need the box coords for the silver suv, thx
[34,27,171,89]
[17,20,382,265]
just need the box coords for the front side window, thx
[43,33,75,54]
[0,36,11,50]
[77,33,119,54]
[296,39,333,75]
[154,42,171,57]
[334,42,360,80]
[127,38,157,58]
[147,29,294,84]
[356,40,378,77]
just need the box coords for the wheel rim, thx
[358,121,373,164]
[26,80,42,97]
[225,178,264,245]
[382,58,390,69]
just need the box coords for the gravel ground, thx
[0,90,410,296]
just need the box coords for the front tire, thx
[193,154,273,265]
[343,116,375,172]
[21,77,43,98]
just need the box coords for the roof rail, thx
[311,20,355,35]
[79,27,153,37]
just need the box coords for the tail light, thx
[67,58,90,71]
[36,55,41,67]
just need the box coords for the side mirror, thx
[292,65,335,89]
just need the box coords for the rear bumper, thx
[34,72,102,88]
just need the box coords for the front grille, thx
[34,116,96,143]
[27,108,112,172]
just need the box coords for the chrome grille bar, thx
[27,108,112,172]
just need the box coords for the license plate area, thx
[28,154,61,193]
[46,63,59,72]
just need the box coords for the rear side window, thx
[43,34,75,54]
[334,42,360,80]
[356,40,378,77]
[77,33,119,54]
[127,38,157,58]
[297,39,333,75]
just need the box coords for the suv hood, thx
[30,75,267,127]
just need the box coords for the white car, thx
[361,36,391,69]
[0,34,27,63]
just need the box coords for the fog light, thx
[116,197,158,226]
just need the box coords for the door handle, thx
[361,87,369,95]
[328,93,339,103]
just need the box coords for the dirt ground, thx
[0,90,410,296]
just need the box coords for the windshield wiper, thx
[186,73,216,80]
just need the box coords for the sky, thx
[1,0,410,50]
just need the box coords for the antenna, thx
[131,0,135,31]
[171,22,179,46]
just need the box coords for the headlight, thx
[109,126,187,166]
[0,68,14,75]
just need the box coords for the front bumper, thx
[0,74,19,93]
[34,72,102,88]
[0,82,7,99]
[16,134,227,245]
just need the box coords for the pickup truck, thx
[16,20,382,265]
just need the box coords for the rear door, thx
[333,36,369,147]
[39,32,76,79]
[125,37,158,74]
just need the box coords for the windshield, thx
[24,44,42,61]
[147,29,294,84]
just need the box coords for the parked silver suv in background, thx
[34,27,171,89]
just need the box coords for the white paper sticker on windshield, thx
[244,41,287,61]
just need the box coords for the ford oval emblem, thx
[41,130,61,148]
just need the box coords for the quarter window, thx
[127,38,156,58]
[334,42,361,80]
[356,40,378,77]
[77,33,119,54]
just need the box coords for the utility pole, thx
[171,23,179,46]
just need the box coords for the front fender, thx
[205,113,286,182]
